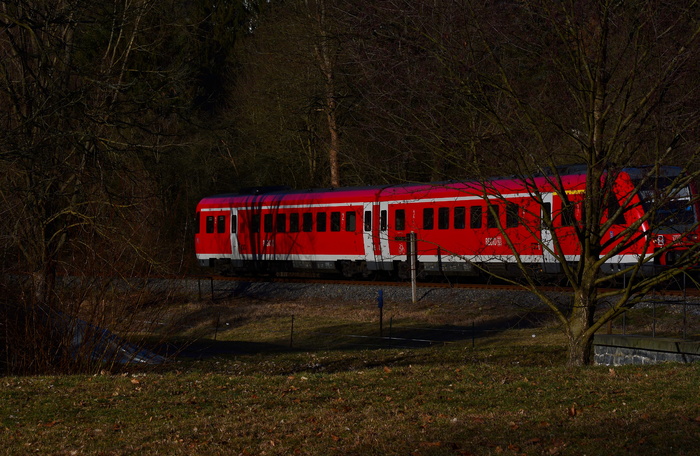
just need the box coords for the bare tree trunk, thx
[325,83,340,188]
[566,330,595,367]
[566,296,596,366]
[308,0,341,187]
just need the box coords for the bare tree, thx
[303,0,343,187]
[229,0,356,188]
[0,0,191,372]
[433,0,700,365]
[1,0,156,301]
[337,0,700,365]
[336,0,518,183]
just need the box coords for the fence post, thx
[290,315,294,348]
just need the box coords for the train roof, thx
[197,166,683,208]
[198,174,582,208]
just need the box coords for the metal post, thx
[377,289,384,338]
[472,321,475,349]
[389,316,393,342]
[409,232,417,304]
[290,314,294,348]
[682,273,687,340]
[214,311,220,341]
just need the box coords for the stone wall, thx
[593,334,700,366]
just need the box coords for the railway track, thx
[194,273,700,299]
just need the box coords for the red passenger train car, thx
[194,167,700,278]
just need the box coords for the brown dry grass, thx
[2,293,698,455]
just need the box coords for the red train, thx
[195,167,699,278]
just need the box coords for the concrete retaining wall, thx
[593,334,700,366]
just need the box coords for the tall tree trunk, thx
[325,84,340,188]
[308,0,341,187]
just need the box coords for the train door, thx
[379,201,391,261]
[540,193,559,273]
[362,203,374,257]
[230,208,241,262]
[363,202,382,265]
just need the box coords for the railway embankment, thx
[56,274,700,365]
[196,277,700,366]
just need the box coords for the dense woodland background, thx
[2,0,700,285]
[2,0,700,371]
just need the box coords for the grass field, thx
[1,295,699,455]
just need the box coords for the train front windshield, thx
[637,177,697,232]
[653,199,695,227]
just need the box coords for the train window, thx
[346,211,356,232]
[561,203,575,227]
[264,214,273,233]
[302,212,313,232]
[607,193,626,225]
[364,211,372,231]
[395,209,405,231]
[317,212,327,232]
[251,214,261,233]
[290,213,300,233]
[438,207,449,229]
[541,202,552,227]
[331,212,341,231]
[276,213,286,233]
[470,206,482,229]
[423,208,434,230]
[487,205,499,228]
[231,214,237,233]
[380,210,387,231]
[506,202,519,228]
[454,207,465,229]
[206,216,215,233]
[217,215,226,233]
[195,212,200,234]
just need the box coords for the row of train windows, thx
[386,203,586,231]
[385,204,520,231]
[202,204,521,235]
[204,211,358,234]
[253,211,357,233]
[202,203,528,235]
[198,198,599,235]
